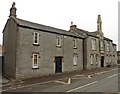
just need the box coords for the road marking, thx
[2,68,118,92]
[2,77,68,92]
[88,75,92,78]
[55,78,71,85]
[95,68,118,75]
[66,81,98,92]
[107,73,120,79]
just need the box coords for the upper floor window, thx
[107,42,110,52]
[57,36,61,47]
[32,53,39,69]
[91,39,96,50]
[113,46,116,52]
[73,38,77,49]
[109,55,112,63]
[73,54,78,66]
[33,32,39,45]
[100,40,104,50]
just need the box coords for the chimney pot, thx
[70,21,77,29]
[9,2,17,17]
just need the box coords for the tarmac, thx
[2,65,118,87]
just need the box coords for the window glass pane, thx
[73,39,77,48]
[33,54,38,68]
[33,32,39,44]
[92,39,96,50]
[57,36,61,46]
[90,55,93,64]
[73,54,77,65]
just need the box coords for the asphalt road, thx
[2,68,119,93]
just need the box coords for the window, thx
[32,53,39,68]
[91,39,96,50]
[113,55,115,63]
[57,36,61,47]
[95,54,98,65]
[106,55,108,63]
[73,38,77,48]
[73,54,78,66]
[109,55,112,63]
[113,46,116,52]
[100,40,104,50]
[90,54,94,65]
[33,32,39,45]
[107,42,110,51]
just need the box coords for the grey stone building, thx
[2,2,117,79]
[70,15,117,69]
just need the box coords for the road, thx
[2,68,119,93]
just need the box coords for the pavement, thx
[1,65,119,93]
[2,65,118,88]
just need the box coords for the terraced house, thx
[2,3,117,80]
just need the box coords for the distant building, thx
[70,15,117,69]
[2,2,117,80]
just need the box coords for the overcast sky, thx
[0,0,119,49]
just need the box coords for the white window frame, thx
[32,53,39,68]
[95,54,98,65]
[57,36,61,47]
[107,42,110,52]
[100,40,104,50]
[109,56,112,63]
[90,54,94,65]
[73,54,78,66]
[73,38,77,48]
[91,39,96,50]
[106,55,108,63]
[33,32,39,45]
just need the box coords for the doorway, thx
[101,56,104,67]
[55,56,62,73]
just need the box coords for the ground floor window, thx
[109,55,112,63]
[32,53,39,68]
[106,55,108,64]
[73,54,78,66]
[95,54,98,65]
[90,54,94,65]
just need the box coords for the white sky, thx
[0,0,119,49]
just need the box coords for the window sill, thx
[92,50,96,51]
[73,47,77,49]
[56,45,61,48]
[73,65,77,66]
[32,67,39,69]
[33,44,39,46]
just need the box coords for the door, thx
[55,56,62,73]
[101,56,104,67]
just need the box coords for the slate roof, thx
[86,31,99,38]
[103,37,112,41]
[70,27,99,38]
[69,28,88,38]
[11,17,85,39]
[70,26,113,41]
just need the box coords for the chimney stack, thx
[97,14,102,32]
[9,2,17,17]
[70,21,77,29]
